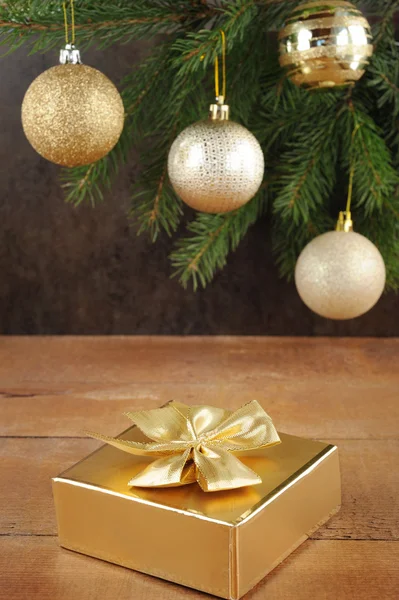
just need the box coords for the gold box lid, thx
[56,426,336,526]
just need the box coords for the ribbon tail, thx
[85,431,188,457]
[128,448,195,488]
[194,446,262,492]
[125,402,194,443]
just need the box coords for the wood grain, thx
[1,438,398,540]
[0,336,398,385]
[0,337,398,599]
[1,538,397,600]
[1,380,398,439]
[1,336,398,439]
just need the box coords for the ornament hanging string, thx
[214,30,226,102]
[346,123,362,214]
[337,123,362,231]
[346,164,355,215]
[62,0,76,45]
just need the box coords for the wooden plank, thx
[0,336,398,385]
[0,337,397,599]
[1,438,397,540]
[0,438,95,537]
[1,335,398,439]
[316,440,399,541]
[0,537,397,600]
[1,380,398,439]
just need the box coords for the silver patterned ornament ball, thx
[295,229,386,320]
[279,0,373,89]
[21,45,125,167]
[168,101,264,214]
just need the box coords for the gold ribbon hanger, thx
[86,400,281,492]
[336,123,362,232]
[62,0,76,46]
[214,30,226,104]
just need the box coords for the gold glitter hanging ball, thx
[22,64,125,167]
[279,0,373,89]
[295,231,386,320]
[168,119,264,214]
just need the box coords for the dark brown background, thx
[0,42,398,336]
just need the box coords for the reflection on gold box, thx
[53,426,341,599]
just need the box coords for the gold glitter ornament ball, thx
[295,231,386,320]
[22,64,125,167]
[279,0,373,89]
[168,119,264,214]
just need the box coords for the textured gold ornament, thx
[279,0,373,89]
[22,64,125,167]
[295,230,386,320]
[168,104,264,214]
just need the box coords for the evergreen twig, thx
[171,192,267,289]
[2,0,399,289]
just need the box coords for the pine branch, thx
[130,0,271,243]
[170,192,267,289]
[0,0,215,53]
[61,126,132,206]
[2,0,399,291]
[366,41,399,165]
[133,181,183,241]
[340,100,399,213]
[130,1,273,243]
[273,103,339,225]
[171,0,258,79]
[356,194,399,291]
[131,147,184,241]
[128,63,208,239]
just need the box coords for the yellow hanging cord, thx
[346,163,355,214]
[337,123,361,232]
[62,0,76,45]
[62,2,69,44]
[214,30,226,101]
[346,123,361,214]
[71,0,76,44]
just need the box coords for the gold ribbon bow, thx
[87,401,281,492]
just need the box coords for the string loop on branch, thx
[62,0,76,45]
[214,30,226,103]
[337,123,362,232]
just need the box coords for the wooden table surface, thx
[0,336,398,600]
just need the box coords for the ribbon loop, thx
[86,401,281,492]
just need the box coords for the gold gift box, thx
[53,425,341,599]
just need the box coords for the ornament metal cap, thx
[336,211,353,232]
[209,95,230,121]
[59,43,82,65]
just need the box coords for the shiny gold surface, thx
[53,426,341,599]
[279,0,372,89]
[237,449,340,598]
[58,428,334,525]
[86,401,281,492]
[167,119,264,214]
[22,64,124,167]
[295,230,386,320]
